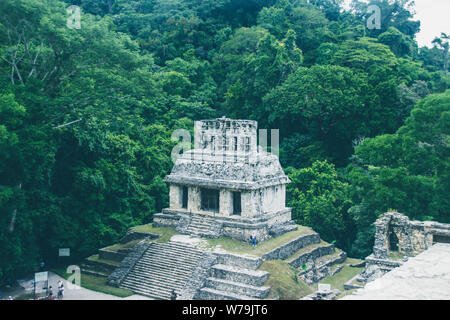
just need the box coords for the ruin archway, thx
[389,230,399,252]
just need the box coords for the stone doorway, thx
[389,229,399,252]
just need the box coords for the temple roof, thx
[164,150,290,190]
[164,118,290,190]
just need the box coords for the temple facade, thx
[153,117,297,241]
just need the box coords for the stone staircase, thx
[198,253,270,300]
[294,250,347,285]
[263,232,348,285]
[119,242,204,300]
[177,214,223,238]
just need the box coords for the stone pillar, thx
[169,185,181,209]
[188,186,201,212]
[241,191,260,218]
[219,190,232,216]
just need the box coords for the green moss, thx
[131,224,177,243]
[259,260,313,300]
[86,254,121,268]
[388,251,404,261]
[310,258,364,293]
[102,239,141,252]
[205,225,314,256]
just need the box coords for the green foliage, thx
[286,161,353,251]
[347,90,450,257]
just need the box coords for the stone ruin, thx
[153,117,297,242]
[105,118,353,300]
[355,212,450,284]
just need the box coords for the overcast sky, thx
[343,0,450,47]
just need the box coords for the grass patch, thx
[388,251,404,261]
[259,260,313,300]
[286,240,329,262]
[102,240,141,252]
[131,224,177,243]
[86,254,121,268]
[54,268,133,298]
[310,258,364,293]
[205,225,314,256]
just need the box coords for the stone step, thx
[121,282,172,300]
[119,241,204,299]
[142,249,203,260]
[121,287,167,300]
[204,277,270,299]
[134,252,201,271]
[214,252,262,270]
[139,252,202,264]
[288,244,335,268]
[211,264,269,287]
[141,248,203,258]
[122,276,184,292]
[122,277,183,292]
[137,257,199,268]
[129,265,196,279]
[187,223,213,230]
[315,251,347,269]
[124,263,193,281]
[197,287,256,300]
[151,242,203,252]
[130,264,197,278]
[262,233,320,260]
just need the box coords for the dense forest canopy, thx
[0,0,449,282]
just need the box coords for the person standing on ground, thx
[251,232,257,248]
[48,286,53,300]
[57,280,62,299]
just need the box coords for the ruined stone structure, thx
[153,117,297,241]
[105,118,351,300]
[358,212,450,283]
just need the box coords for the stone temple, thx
[153,117,297,241]
[106,118,349,300]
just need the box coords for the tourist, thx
[48,286,53,299]
[170,290,177,300]
[57,281,63,299]
[58,283,65,300]
[251,232,257,248]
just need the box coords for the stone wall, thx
[98,249,127,262]
[288,244,335,268]
[170,185,181,209]
[359,212,450,284]
[219,189,233,216]
[373,212,450,259]
[262,233,320,260]
[107,240,153,287]
[177,252,218,300]
[214,252,263,270]
[188,186,201,212]
[119,230,160,244]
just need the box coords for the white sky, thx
[343,0,450,47]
